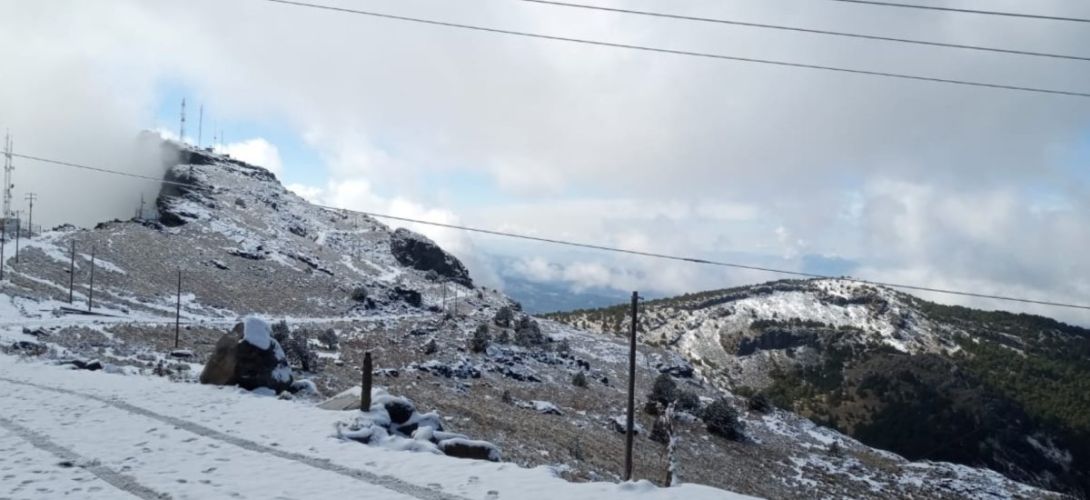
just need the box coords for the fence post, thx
[174,269,182,348]
[361,352,373,411]
[67,240,75,303]
[87,245,95,312]
[624,290,639,481]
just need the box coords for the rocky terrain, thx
[0,139,1069,499]
[551,279,1090,498]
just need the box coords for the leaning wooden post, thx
[174,269,182,348]
[87,245,96,312]
[361,352,373,411]
[624,290,638,481]
[67,240,76,303]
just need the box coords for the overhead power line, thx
[827,0,1090,24]
[13,150,1090,312]
[257,0,1090,99]
[516,0,1090,63]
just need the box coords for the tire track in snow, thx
[0,376,468,500]
[0,415,169,500]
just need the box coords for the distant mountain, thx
[495,273,634,315]
[549,279,1090,498]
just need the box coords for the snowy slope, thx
[0,141,1069,499]
[0,353,750,500]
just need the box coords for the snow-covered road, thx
[0,355,752,500]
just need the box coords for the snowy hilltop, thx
[552,278,1090,498]
[0,139,1071,499]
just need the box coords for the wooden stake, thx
[67,240,75,303]
[361,352,373,411]
[87,246,95,312]
[174,269,182,348]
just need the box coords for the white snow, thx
[0,355,753,499]
[242,316,272,350]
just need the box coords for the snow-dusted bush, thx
[572,371,588,388]
[318,328,339,351]
[703,398,745,441]
[650,373,677,406]
[350,285,369,302]
[748,392,773,414]
[281,327,319,373]
[423,338,438,355]
[676,390,701,413]
[469,324,491,353]
[493,306,514,328]
[271,320,290,344]
[514,316,547,347]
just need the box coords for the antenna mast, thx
[179,98,187,144]
[2,132,13,220]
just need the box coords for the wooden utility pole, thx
[67,240,75,303]
[361,352,373,410]
[174,269,182,348]
[23,193,35,238]
[624,290,639,481]
[13,210,19,263]
[87,245,95,312]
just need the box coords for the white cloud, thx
[218,138,283,177]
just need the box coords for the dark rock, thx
[288,225,307,238]
[200,322,293,393]
[62,359,103,371]
[389,228,472,287]
[384,400,416,425]
[438,439,500,462]
[392,287,422,308]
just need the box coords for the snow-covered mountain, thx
[0,139,1073,499]
[551,279,1090,498]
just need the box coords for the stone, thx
[389,228,473,287]
[200,321,294,393]
[384,400,416,425]
[438,439,500,462]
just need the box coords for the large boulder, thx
[389,228,472,287]
[199,317,294,393]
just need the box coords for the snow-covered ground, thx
[0,354,752,499]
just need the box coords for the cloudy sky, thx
[1,0,1089,322]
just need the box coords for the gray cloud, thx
[2,0,1089,322]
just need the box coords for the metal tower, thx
[2,132,13,220]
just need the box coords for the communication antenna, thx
[179,98,187,144]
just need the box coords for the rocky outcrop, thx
[389,228,472,287]
[199,320,294,393]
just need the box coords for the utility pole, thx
[23,192,35,238]
[87,245,96,312]
[67,240,75,303]
[624,291,639,481]
[0,218,5,282]
[179,98,187,144]
[174,269,182,348]
[2,132,13,220]
[12,209,20,263]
